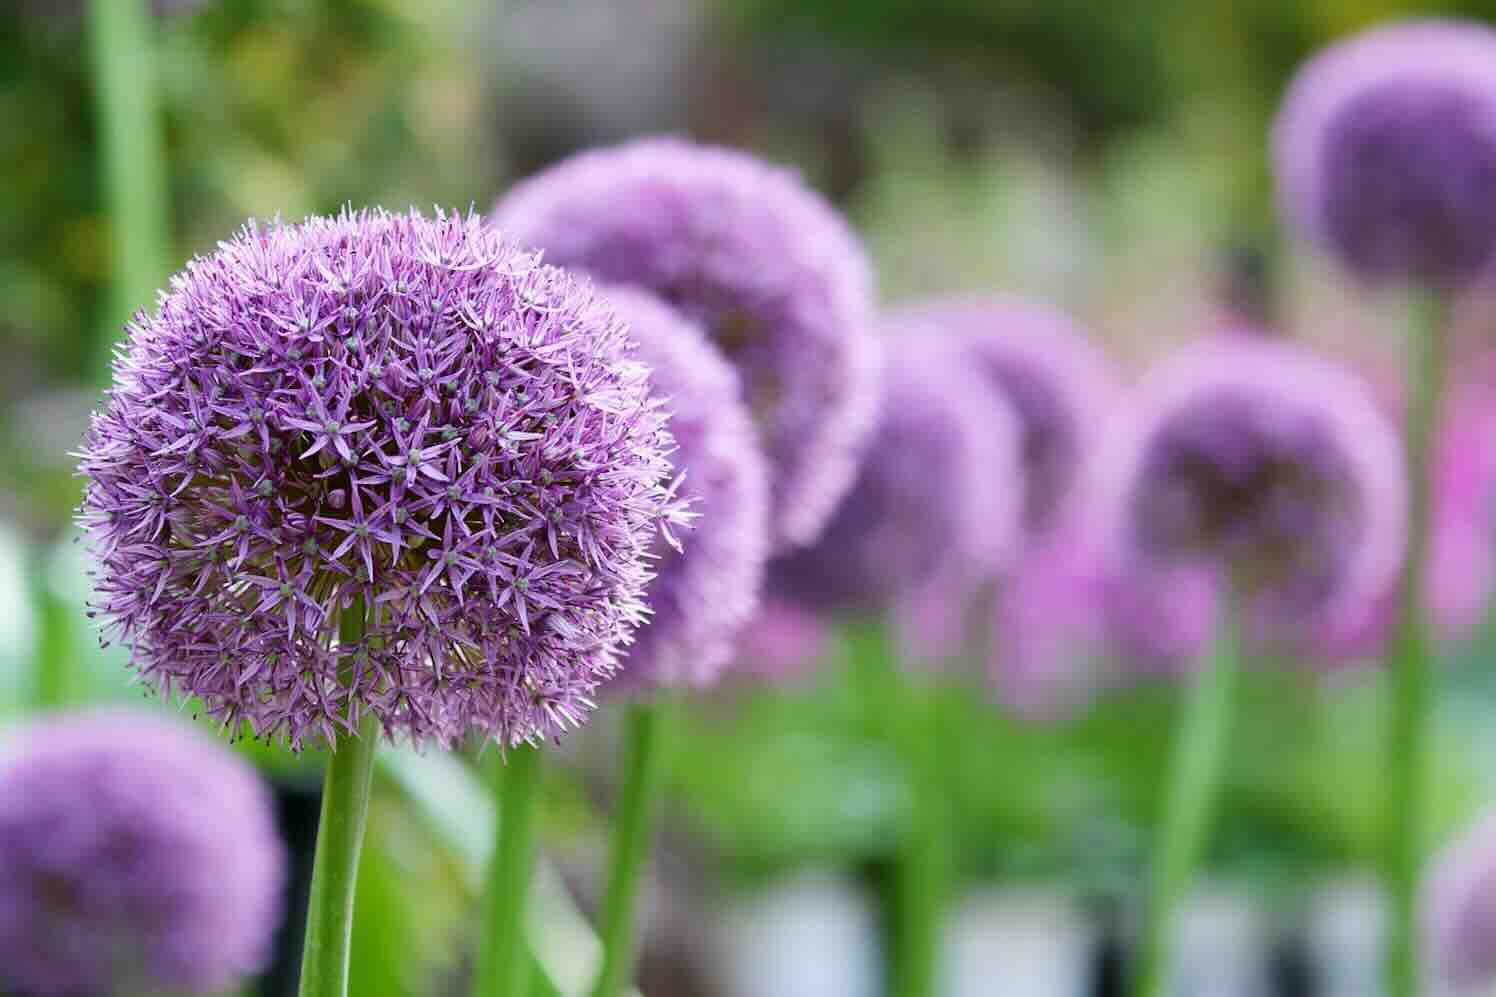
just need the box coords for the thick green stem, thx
[298,600,379,997]
[589,703,667,997]
[86,0,172,377]
[1385,290,1447,997]
[892,691,951,997]
[1132,597,1242,997]
[844,619,952,997]
[477,742,543,997]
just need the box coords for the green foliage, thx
[667,625,1493,901]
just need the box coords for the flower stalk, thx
[1385,289,1448,997]
[1133,593,1242,997]
[590,703,668,997]
[298,598,379,997]
[477,742,543,997]
[86,0,172,377]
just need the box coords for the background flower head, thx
[77,208,684,749]
[1429,385,1496,639]
[886,295,1119,533]
[0,710,284,996]
[1092,336,1406,647]
[491,136,881,551]
[604,285,770,690]
[1273,18,1496,286]
[768,348,1022,618]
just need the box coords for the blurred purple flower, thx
[1274,19,1496,286]
[0,710,284,996]
[77,209,684,750]
[1429,386,1496,637]
[990,519,1216,718]
[886,296,1120,533]
[492,137,881,551]
[605,286,770,690]
[728,598,830,686]
[1092,337,1406,651]
[769,351,1021,618]
[1426,810,1496,991]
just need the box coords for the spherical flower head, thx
[0,710,285,996]
[604,286,770,690]
[1093,337,1406,647]
[77,209,683,750]
[1273,19,1496,286]
[769,351,1022,617]
[492,137,881,551]
[1426,810,1496,991]
[886,295,1120,533]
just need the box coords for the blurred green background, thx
[5,1,1496,995]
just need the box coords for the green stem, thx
[27,546,75,710]
[86,0,172,378]
[1132,596,1242,997]
[892,691,951,997]
[589,703,667,997]
[299,600,379,997]
[477,741,543,997]
[1385,289,1447,997]
[844,618,952,997]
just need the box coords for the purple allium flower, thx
[1273,19,1496,286]
[0,710,285,996]
[605,286,770,689]
[1093,337,1407,647]
[1426,810,1496,991]
[492,137,881,551]
[885,296,1120,532]
[76,209,684,750]
[768,351,1022,617]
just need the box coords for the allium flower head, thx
[1094,337,1406,644]
[77,208,683,749]
[769,351,1022,616]
[1273,19,1496,285]
[887,296,1119,532]
[605,286,770,689]
[492,137,881,550]
[1426,810,1496,991]
[0,710,284,996]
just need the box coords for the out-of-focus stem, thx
[589,703,667,997]
[476,742,543,997]
[87,0,172,378]
[1132,595,1242,997]
[27,546,75,710]
[1385,289,1448,997]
